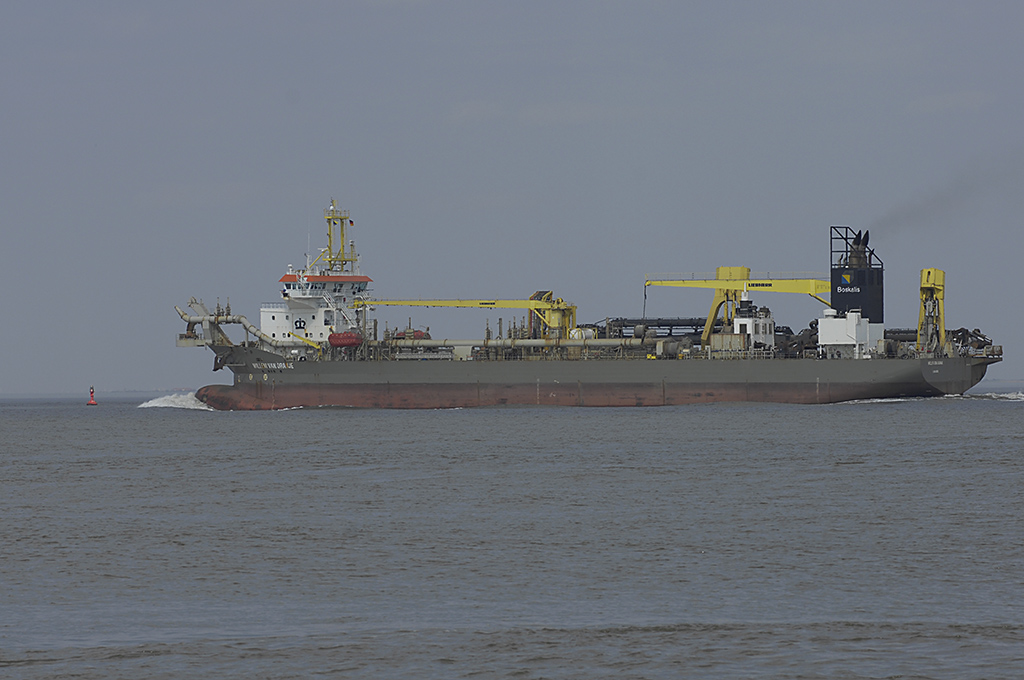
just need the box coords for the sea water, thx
[1,389,1022,678]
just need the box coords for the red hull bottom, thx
[196,380,937,410]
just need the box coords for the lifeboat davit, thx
[328,331,364,347]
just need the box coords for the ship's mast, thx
[323,198,357,272]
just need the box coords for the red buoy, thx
[87,386,98,406]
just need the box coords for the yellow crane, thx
[355,291,577,339]
[646,267,831,347]
[917,268,950,355]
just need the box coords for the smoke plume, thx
[869,151,1024,236]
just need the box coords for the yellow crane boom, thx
[355,291,577,339]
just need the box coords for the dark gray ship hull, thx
[195,347,998,410]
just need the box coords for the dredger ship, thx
[176,199,1001,410]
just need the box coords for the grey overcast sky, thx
[2,2,1022,395]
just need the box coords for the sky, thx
[2,1,1022,395]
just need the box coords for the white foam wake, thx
[838,397,922,405]
[970,391,1024,401]
[138,392,214,410]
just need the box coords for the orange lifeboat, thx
[328,331,363,347]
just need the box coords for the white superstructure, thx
[258,199,372,345]
[817,308,884,358]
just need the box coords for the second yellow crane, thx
[646,268,831,346]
